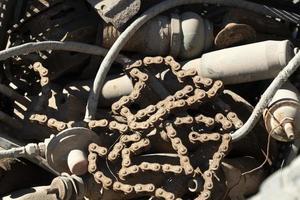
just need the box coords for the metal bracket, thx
[87,0,141,29]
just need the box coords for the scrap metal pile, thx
[1,0,300,200]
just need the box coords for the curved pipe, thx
[84,0,295,121]
[0,41,130,64]
[231,51,300,141]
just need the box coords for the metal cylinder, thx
[263,82,300,142]
[102,12,213,59]
[101,74,134,101]
[183,40,294,84]
[67,149,88,176]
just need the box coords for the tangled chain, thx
[27,56,242,199]
[84,56,240,200]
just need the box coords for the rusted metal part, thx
[215,23,256,49]
[45,128,100,176]
[86,56,243,200]
[1,173,84,200]
[263,82,300,142]
[103,12,214,59]
[87,0,141,29]
[183,40,294,84]
[222,8,292,37]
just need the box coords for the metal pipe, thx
[0,41,130,64]
[182,40,294,84]
[85,0,296,121]
[231,50,300,141]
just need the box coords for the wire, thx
[0,41,130,64]
[231,51,300,141]
[84,0,296,121]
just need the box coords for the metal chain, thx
[86,56,239,200]
[27,56,239,199]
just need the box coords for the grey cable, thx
[0,41,129,64]
[84,0,293,121]
[231,51,300,141]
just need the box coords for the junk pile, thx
[0,0,300,199]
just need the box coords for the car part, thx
[0,0,299,199]
[103,12,214,59]
[85,0,300,121]
[264,82,300,142]
[183,40,294,84]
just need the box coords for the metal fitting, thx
[46,127,100,175]
[263,82,300,142]
[48,173,85,200]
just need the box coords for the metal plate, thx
[46,127,99,174]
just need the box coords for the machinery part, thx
[62,39,295,107]
[0,143,44,159]
[215,23,256,49]
[45,127,100,176]
[264,82,300,142]
[1,173,84,200]
[85,0,300,121]
[0,1,297,199]
[249,155,300,200]
[87,56,242,200]
[183,40,294,84]
[0,41,130,65]
[231,49,300,141]
[87,0,141,29]
[0,132,58,175]
[103,12,214,59]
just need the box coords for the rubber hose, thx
[84,0,293,121]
